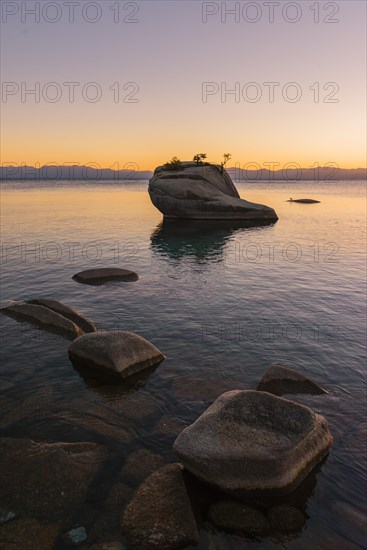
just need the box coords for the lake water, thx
[0,180,366,549]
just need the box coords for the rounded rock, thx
[69,330,165,379]
[174,390,333,497]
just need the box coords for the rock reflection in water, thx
[150,219,274,263]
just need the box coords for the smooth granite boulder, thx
[149,162,278,223]
[69,330,165,379]
[0,302,83,339]
[257,363,327,396]
[174,390,333,497]
[73,268,138,285]
[122,464,199,550]
[27,299,96,333]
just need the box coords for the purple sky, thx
[1,0,366,169]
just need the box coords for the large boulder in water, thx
[173,390,333,497]
[149,162,278,223]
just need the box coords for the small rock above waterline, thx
[122,464,199,550]
[287,198,320,203]
[27,298,96,333]
[72,268,139,285]
[257,363,327,396]
[0,302,83,339]
[68,330,165,379]
[173,390,333,496]
[209,500,269,534]
[267,505,306,532]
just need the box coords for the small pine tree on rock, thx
[193,153,207,165]
[220,153,231,173]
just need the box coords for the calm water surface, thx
[1,180,366,549]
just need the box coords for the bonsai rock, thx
[149,162,278,223]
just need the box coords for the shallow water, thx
[0,180,366,548]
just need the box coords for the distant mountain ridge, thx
[227,167,367,181]
[0,165,366,181]
[0,165,152,181]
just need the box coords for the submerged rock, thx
[0,302,83,339]
[56,405,133,445]
[69,330,165,379]
[174,390,333,497]
[0,517,60,550]
[122,464,199,550]
[267,505,306,532]
[209,500,269,534]
[27,299,96,333]
[0,438,106,519]
[72,268,138,285]
[121,449,166,484]
[149,162,278,223]
[257,363,327,396]
[155,415,188,437]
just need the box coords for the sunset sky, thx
[1,0,366,170]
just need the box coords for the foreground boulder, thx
[27,298,96,333]
[0,438,106,519]
[73,268,138,285]
[1,302,83,339]
[174,390,333,497]
[149,162,278,223]
[257,363,327,396]
[122,464,199,550]
[69,330,165,379]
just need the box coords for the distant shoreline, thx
[1,165,366,182]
